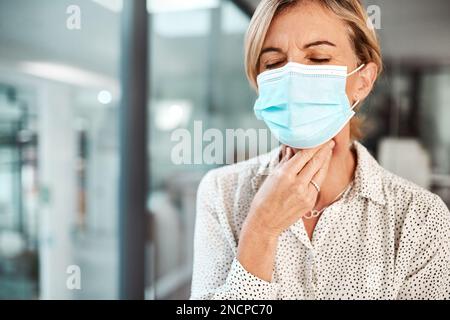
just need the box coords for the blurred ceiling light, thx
[92,0,123,12]
[18,61,118,89]
[155,100,192,131]
[97,90,113,105]
[147,0,220,13]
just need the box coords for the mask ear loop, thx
[351,99,360,110]
[347,64,365,110]
[347,63,365,77]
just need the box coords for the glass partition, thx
[0,0,121,299]
[146,0,254,299]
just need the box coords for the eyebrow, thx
[259,47,284,58]
[259,40,337,59]
[303,40,336,49]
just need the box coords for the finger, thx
[283,146,321,173]
[279,153,287,166]
[306,148,333,196]
[286,147,294,159]
[298,141,334,184]
[280,145,286,160]
[311,149,333,187]
[279,146,292,165]
[285,140,334,174]
[279,148,285,165]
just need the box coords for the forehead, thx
[263,2,351,49]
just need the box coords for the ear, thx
[353,62,378,101]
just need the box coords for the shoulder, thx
[381,168,439,207]
[198,149,276,196]
[379,166,450,231]
[354,141,449,227]
[382,167,446,209]
[355,141,447,214]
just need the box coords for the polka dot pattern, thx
[190,141,450,300]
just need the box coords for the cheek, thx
[345,77,358,100]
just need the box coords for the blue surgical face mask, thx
[254,62,365,149]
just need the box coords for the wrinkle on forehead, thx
[263,1,351,53]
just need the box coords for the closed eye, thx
[265,61,285,70]
[309,58,331,63]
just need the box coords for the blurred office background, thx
[0,0,449,299]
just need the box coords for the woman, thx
[191,0,450,300]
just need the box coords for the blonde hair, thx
[244,0,383,140]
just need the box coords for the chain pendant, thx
[304,209,322,220]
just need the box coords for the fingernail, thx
[329,140,336,148]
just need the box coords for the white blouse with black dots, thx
[190,141,450,300]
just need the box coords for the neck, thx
[315,144,356,209]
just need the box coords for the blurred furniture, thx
[146,171,203,300]
[378,138,431,189]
